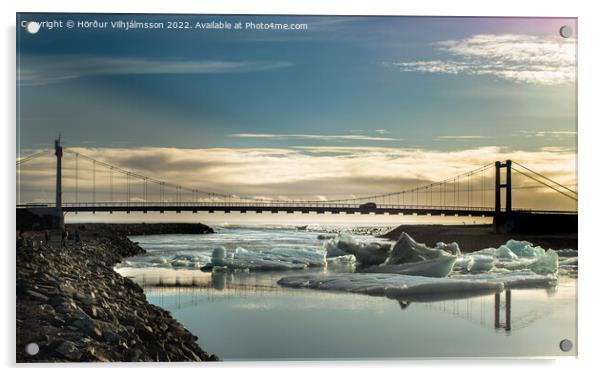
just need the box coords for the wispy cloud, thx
[230,133,400,142]
[18,54,293,85]
[437,135,490,140]
[387,34,576,85]
[515,130,577,138]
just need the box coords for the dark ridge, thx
[381,224,577,253]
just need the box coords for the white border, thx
[2,1,600,375]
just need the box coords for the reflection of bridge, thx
[16,137,577,229]
[137,275,550,334]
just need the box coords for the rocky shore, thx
[16,223,218,362]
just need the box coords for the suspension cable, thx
[513,162,577,195]
[512,168,577,201]
[16,150,50,165]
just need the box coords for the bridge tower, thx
[494,160,512,232]
[54,135,64,229]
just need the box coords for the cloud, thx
[375,129,390,135]
[18,54,293,85]
[17,145,576,211]
[515,130,577,138]
[230,133,400,142]
[437,135,490,140]
[387,34,576,85]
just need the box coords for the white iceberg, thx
[170,253,211,269]
[495,250,558,275]
[467,255,495,273]
[559,257,578,266]
[363,255,457,278]
[473,245,518,260]
[504,239,546,258]
[384,233,449,265]
[451,270,557,288]
[453,242,560,276]
[327,254,357,264]
[323,233,391,266]
[277,273,504,299]
[209,246,327,271]
[436,241,462,256]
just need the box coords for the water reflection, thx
[117,266,577,357]
[129,268,551,335]
[121,266,576,335]
[494,290,511,331]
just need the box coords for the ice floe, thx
[321,232,565,278]
[209,246,327,271]
[277,269,558,299]
[363,255,457,278]
[384,232,450,265]
[121,253,210,269]
[453,240,560,275]
[450,270,557,288]
[277,273,504,299]
[323,233,391,266]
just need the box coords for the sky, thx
[16,14,578,218]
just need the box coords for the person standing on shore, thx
[44,230,50,245]
[74,228,81,243]
[61,229,68,248]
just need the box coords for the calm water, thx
[117,226,577,359]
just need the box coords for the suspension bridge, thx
[16,137,577,231]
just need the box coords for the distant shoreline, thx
[381,224,577,252]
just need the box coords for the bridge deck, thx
[19,202,576,217]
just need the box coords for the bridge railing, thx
[34,200,500,212]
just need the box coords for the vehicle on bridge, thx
[359,202,377,210]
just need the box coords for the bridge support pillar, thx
[494,160,512,233]
[54,136,64,229]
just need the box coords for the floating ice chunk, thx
[210,246,326,271]
[326,255,357,272]
[474,246,518,260]
[496,246,519,260]
[385,233,449,265]
[467,255,495,273]
[451,270,557,288]
[559,257,578,266]
[436,241,461,256]
[323,232,390,265]
[265,247,327,267]
[277,273,503,299]
[170,253,211,268]
[453,256,474,270]
[504,240,545,258]
[327,254,356,264]
[495,250,558,275]
[212,246,226,260]
[363,255,457,278]
[324,239,348,258]
[527,250,558,275]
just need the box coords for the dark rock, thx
[16,223,219,363]
[55,340,82,361]
[26,290,49,302]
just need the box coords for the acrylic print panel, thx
[16,13,577,361]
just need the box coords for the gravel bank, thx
[16,223,218,362]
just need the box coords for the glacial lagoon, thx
[116,225,577,359]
